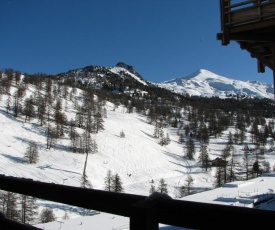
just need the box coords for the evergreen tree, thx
[23,96,35,122]
[159,128,165,146]
[184,175,194,195]
[82,130,92,188]
[253,160,261,177]
[185,138,195,160]
[104,170,113,191]
[80,173,92,189]
[178,185,188,198]
[69,119,77,140]
[13,89,22,117]
[198,143,210,171]
[213,166,225,188]
[20,195,38,224]
[111,173,124,192]
[149,184,156,194]
[0,190,6,214]
[157,178,168,194]
[93,112,104,133]
[227,147,239,182]
[199,124,209,144]
[46,123,56,150]
[153,123,159,138]
[178,132,185,144]
[54,110,67,137]
[5,96,11,114]
[24,141,39,164]
[251,120,259,144]
[75,109,84,128]
[242,144,253,180]
[5,192,21,221]
[40,208,56,223]
[69,119,78,153]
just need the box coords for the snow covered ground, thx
[0,80,275,229]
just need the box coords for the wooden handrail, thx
[220,0,275,28]
[1,175,275,229]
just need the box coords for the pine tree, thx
[23,96,35,122]
[5,192,21,221]
[104,170,113,191]
[178,133,185,144]
[20,195,38,224]
[198,143,210,171]
[227,147,239,182]
[179,185,187,198]
[149,184,156,194]
[184,175,194,195]
[69,119,76,140]
[40,208,56,223]
[24,141,39,164]
[157,178,168,194]
[75,109,84,128]
[213,166,225,188]
[5,96,11,114]
[111,173,124,192]
[159,128,165,146]
[82,130,95,171]
[93,112,104,133]
[242,144,253,180]
[185,138,195,160]
[80,173,92,189]
[253,160,261,177]
[81,130,97,188]
[46,123,56,150]
[70,131,79,153]
[13,89,22,117]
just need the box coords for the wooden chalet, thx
[217,0,275,95]
[211,157,228,167]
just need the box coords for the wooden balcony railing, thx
[1,175,275,229]
[220,0,275,45]
[218,0,275,92]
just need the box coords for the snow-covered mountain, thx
[157,69,274,100]
[57,63,274,100]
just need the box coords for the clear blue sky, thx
[0,0,273,84]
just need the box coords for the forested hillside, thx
[1,67,275,225]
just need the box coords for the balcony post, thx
[130,192,172,230]
[130,199,158,230]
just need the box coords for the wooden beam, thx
[272,42,275,99]
[238,41,273,69]
[257,59,265,73]
[217,32,275,42]
[230,18,275,33]
[220,0,231,45]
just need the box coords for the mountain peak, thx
[183,69,222,81]
[159,69,274,99]
[115,62,142,78]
